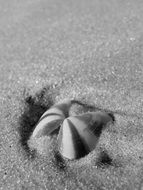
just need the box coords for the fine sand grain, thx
[0,0,143,189]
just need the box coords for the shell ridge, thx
[40,112,64,122]
[33,118,63,138]
[58,124,64,152]
[74,113,92,124]
[66,119,90,158]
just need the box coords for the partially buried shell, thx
[32,100,72,138]
[58,111,114,160]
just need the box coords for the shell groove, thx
[58,111,114,159]
[32,100,72,138]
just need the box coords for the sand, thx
[0,0,143,189]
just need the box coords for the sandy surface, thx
[0,0,143,189]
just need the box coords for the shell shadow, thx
[18,87,54,158]
[96,150,113,168]
[53,151,67,171]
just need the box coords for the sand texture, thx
[0,0,143,189]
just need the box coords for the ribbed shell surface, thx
[32,100,71,138]
[58,111,113,159]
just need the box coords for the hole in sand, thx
[18,87,54,158]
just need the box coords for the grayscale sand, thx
[0,0,143,189]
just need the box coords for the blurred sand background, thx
[0,0,143,189]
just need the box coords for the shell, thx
[58,111,114,160]
[32,100,72,138]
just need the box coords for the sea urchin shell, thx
[32,100,72,138]
[58,111,114,160]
